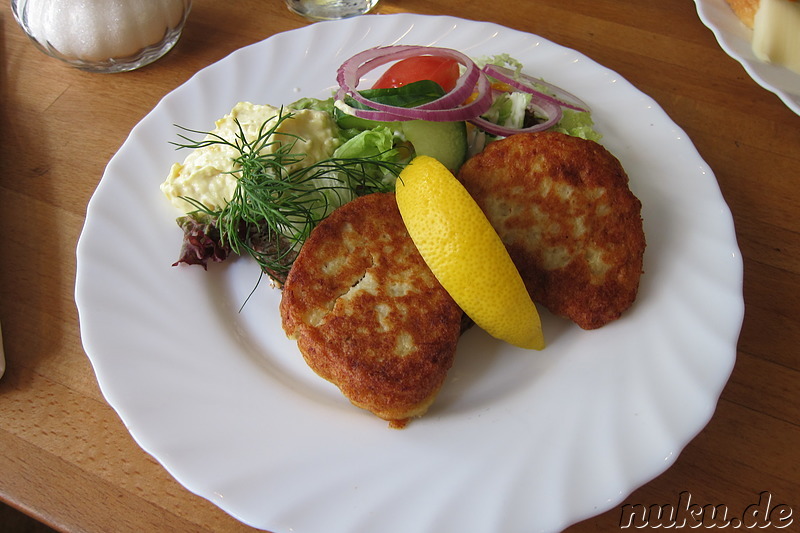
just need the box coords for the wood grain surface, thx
[1,1,798,531]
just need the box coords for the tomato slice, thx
[372,56,460,92]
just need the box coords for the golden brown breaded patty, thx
[280,192,462,428]
[457,132,645,330]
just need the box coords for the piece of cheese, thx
[752,0,800,74]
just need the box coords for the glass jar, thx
[285,0,380,21]
[11,0,192,73]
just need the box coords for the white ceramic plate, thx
[75,14,744,533]
[694,0,800,115]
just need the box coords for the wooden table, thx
[1,1,798,531]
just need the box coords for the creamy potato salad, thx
[161,102,340,213]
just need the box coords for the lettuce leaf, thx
[333,125,404,189]
[551,109,602,142]
[333,125,397,159]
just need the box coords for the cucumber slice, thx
[401,120,468,172]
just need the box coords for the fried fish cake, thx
[280,192,462,428]
[457,131,645,330]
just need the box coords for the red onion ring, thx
[483,64,589,112]
[337,46,481,108]
[334,45,590,138]
[469,96,563,137]
[336,45,493,122]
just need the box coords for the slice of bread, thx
[726,0,759,28]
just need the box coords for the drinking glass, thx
[285,0,379,21]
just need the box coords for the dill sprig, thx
[173,108,401,278]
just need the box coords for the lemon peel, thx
[395,155,544,350]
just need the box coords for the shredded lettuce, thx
[551,109,602,142]
[474,54,602,142]
[474,53,525,75]
[483,91,532,129]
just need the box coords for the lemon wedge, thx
[395,155,544,350]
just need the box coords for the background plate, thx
[75,14,744,533]
[694,0,800,115]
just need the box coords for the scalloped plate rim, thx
[75,13,744,533]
